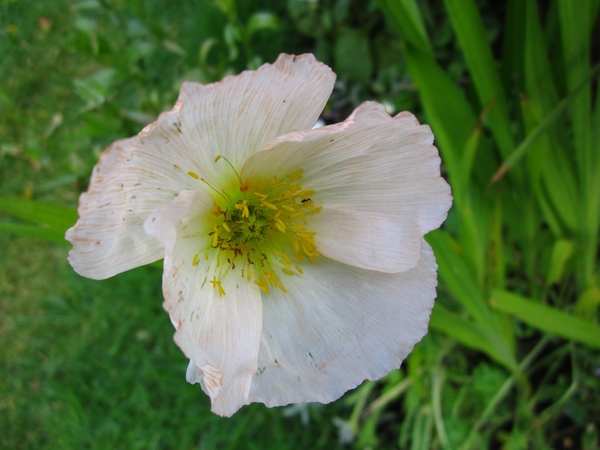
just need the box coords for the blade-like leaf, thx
[0,198,78,231]
[376,0,431,55]
[0,222,68,244]
[443,0,514,159]
[558,0,593,192]
[427,230,495,329]
[430,305,518,372]
[491,63,600,185]
[490,290,600,349]
[402,45,477,198]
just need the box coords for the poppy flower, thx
[66,54,452,417]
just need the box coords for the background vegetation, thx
[1,0,599,448]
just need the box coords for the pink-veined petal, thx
[65,134,184,279]
[241,102,452,273]
[248,239,437,407]
[176,53,335,184]
[144,189,263,417]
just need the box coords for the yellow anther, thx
[247,265,252,281]
[279,258,293,267]
[291,222,307,231]
[281,268,295,276]
[210,276,226,296]
[222,222,231,232]
[214,155,221,162]
[256,273,270,294]
[292,237,300,253]
[192,254,199,266]
[263,201,278,211]
[310,206,322,215]
[275,218,286,232]
[291,211,307,221]
[212,226,219,247]
[254,192,267,200]
[278,283,287,293]
[273,250,286,259]
[295,266,304,274]
[266,269,279,286]
[298,190,315,197]
[235,200,249,218]
[302,245,315,257]
[187,171,200,179]
[281,204,295,212]
[285,168,304,180]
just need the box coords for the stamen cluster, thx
[190,162,322,296]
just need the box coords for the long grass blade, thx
[0,198,78,231]
[0,222,68,244]
[442,0,514,159]
[430,305,517,372]
[490,290,600,349]
[491,63,600,184]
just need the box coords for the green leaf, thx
[0,222,67,244]
[546,239,574,285]
[246,12,280,37]
[575,285,600,321]
[442,0,514,160]
[402,45,477,195]
[0,198,78,231]
[490,290,600,349]
[430,305,518,372]
[491,63,600,185]
[557,0,593,192]
[73,68,116,110]
[427,230,496,331]
[376,0,431,55]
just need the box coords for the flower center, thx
[189,158,322,296]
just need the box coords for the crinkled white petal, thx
[144,189,263,417]
[242,102,452,273]
[248,239,437,407]
[67,53,335,279]
[176,53,335,185]
[65,135,184,279]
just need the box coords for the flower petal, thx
[241,101,452,273]
[177,53,335,184]
[67,53,335,279]
[65,134,184,279]
[248,239,437,407]
[144,189,263,417]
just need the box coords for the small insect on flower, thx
[66,54,452,417]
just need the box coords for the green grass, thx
[0,235,347,449]
[1,0,600,448]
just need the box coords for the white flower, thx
[66,54,452,417]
